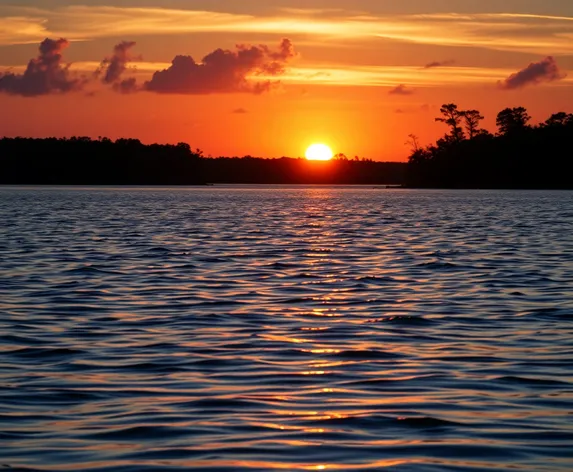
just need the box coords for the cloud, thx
[113,77,138,94]
[389,84,414,95]
[278,64,573,88]
[0,37,84,96]
[424,60,455,69]
[2,6,573,55]
[4,58,568,91]
[0,15,50,45]
[97,41,138,85]
[232,108,248,114]
[498,56,567,90]
[244,64,570,87]
[95,41,140,93]
[144,38,296,94]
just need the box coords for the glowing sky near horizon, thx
[0,0,572,160]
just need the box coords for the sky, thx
[0,0,572,160]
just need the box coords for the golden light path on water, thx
[0,186,572,471]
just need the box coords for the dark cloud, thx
[97,41,138,85]
[389,84,414,95]
[232,108,248,114]
[113,77,138,94]
[144,38,297,94]
[0,38,299,97]
[424,59,455,69]
[498,56,566,90]
[0,38,84,96]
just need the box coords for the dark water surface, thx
[1,186,572,472]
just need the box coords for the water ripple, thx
[1,186,572,471]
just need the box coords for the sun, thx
[305,143,334,161]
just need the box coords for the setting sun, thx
[305,144,334,161]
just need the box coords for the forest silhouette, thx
[0,137,203,185]
[0,137,405,185]
[406,105,573,189]
[200,156,405,185]
[1,104,571,187]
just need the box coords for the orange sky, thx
[0,0,572,161]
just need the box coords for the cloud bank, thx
[144,38,296,94]
[0,38,84,96]
[498,56,566,90]
[0,38,297,96]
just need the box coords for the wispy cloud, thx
[479,13,573,22]
[271,65,573,87]
[0,16,46,45]
[0,6,572,55]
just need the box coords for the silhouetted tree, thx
[406,103,572,189]
[496,107,531,135]
[543,112,573,127]
[405,134,421,153]
[435,103,465,143]
[461,109,484,139]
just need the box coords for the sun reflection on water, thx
[2,187,572,471]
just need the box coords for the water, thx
[1,186,572,472]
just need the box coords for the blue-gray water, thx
[1,186,572,472]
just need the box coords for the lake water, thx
[1,186,572,472]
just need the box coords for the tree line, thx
[406,105,573,188]
[200,156,405,185]
[0,137,406,185]
[0,137,204,185]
